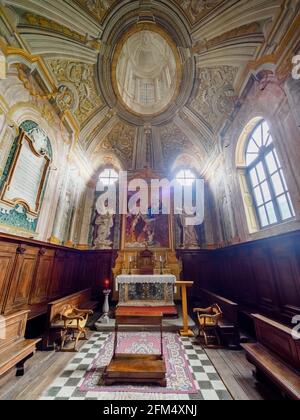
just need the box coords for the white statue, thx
[94,212,114,249]
[178,211,199,249]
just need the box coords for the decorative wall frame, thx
[0,130,51,217]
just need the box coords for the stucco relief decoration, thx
[75,0,116,22]
[179,0,222,23]
[24,13,86,43]
[161,123,202,167]
[27,127,50,155]
[49,60,102,126]
[55,85,77,113]
[100,122,135,167]
[191,66,238,131]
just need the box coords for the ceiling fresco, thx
[0,0,297,173]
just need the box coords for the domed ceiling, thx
[0,0,298,175]
[114,29,180,116]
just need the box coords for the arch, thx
[236,116,266,233]
[171,153,203,177]
[7,103,68,168]
[236,116,264,167]
[91,152,124,177]
[236,117,295,234]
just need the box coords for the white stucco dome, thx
[115,30,178,116]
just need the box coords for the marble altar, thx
[116,275,176,307]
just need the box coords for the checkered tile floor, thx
[41,333,232,400]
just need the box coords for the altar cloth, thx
[116,275,176,290]
[116,275,176,307]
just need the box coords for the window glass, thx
[245,120,295,228]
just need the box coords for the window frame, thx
[175,169,197,187]
[98,168,119,186]
[245,121,295,229]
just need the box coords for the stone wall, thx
[207,74,300,246]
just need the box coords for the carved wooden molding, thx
[16,246,26,255]
[39,248,46,256]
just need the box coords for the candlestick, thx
[128,258,132,275]
[99,289,111,324]
[160,257,164,275]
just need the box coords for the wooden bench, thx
[42,289,98,349]
[0,310,41,377]
[197,289,240,347]
[242,314,300,400]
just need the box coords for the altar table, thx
[116,275,176,307]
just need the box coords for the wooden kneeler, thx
[104,310,167,387]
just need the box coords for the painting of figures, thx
[124,210,170,249]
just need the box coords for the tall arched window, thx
[246,120,295,228]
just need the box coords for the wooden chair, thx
[42,289,97,350]
[193,304,223,346]
[59,305,93,352]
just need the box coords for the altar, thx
[116,275,176,307]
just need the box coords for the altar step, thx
[115,306,178,318]
[94,306,195,333]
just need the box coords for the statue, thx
[93,212,114,249]
[28,127,48,153]
[178,211,200,249]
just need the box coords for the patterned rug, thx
[80,332,198,394]
[41,332,232,400]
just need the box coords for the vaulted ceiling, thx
[0,0,299,175]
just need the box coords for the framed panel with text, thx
[0,130,51,217]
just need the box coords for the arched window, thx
[98,168,119,186]
[246,120,295,228]
[175,169,196,186]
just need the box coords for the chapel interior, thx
[0,0,300,401]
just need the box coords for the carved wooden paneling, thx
[271,242,300,321]
[250,246,280,314]
[49,250,67,300]
[62,252,79,295]
[4,246,39,314]
[0,242,17,313]
[29,248,55,305]
[179,230,300,325]
[0,234,114,319]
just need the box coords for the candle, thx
[104,279,110,289]
[160,256,163,263]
